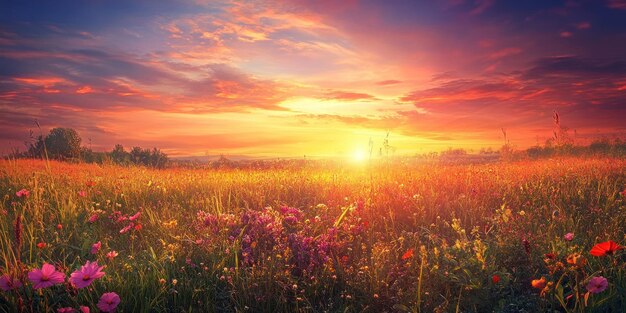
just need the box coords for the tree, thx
[44,128,82,159]
[27,135,45,158]
[130,147,144,164]
[110,144,130,165]
[149,148,168,168]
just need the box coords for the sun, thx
[352,149,367,162]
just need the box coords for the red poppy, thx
[492,274,500,284]
[402,248,414,260]
[37,242,47,249]
[590,240,623,257]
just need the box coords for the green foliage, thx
[109,145,168,168]
[524,138,626,159]
[26,128,82,160]
[45,128,82,159]
[18,128,169,168]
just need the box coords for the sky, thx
[1,0,626,158]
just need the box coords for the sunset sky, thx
[1,0,626,158]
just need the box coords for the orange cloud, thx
[323,91,377,101]
[76,86,93,94]
[13,77,66,87]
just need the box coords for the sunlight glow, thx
[352,149,367,162]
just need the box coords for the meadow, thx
[1,157,625,312]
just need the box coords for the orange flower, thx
[566,253,586,267]
[531,277,546,289]
[590,240,623,257]
[401,248,414,260]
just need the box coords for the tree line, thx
[18,127,168,168]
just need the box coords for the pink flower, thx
[119,223,133,234]
[564,233,574,241]
[0,274,22,291]
[106,251,119,260]
[97,292,120,312]
[69,261,105,289]
[16,189,30,198]
[129,212,141,221]
[586,276,608,294]
[78,190,87,197]
[27,263,66,289]
[79,306,90,313]
[57,308,76,313]
[91,241,101,254]
[88,214,99,223]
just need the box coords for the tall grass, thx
[0,157,625,312]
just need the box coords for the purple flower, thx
[0,274,22,291]
[586,276,608,294]
[564,233,574,241]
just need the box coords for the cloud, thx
[376,80,402,86]
[159,0,349,70]
[397,56,626,140]
[488,47,522,59]
[0,26,291,114]
[607,0,626,10]
[523,55,626,78]
[322,91,377,101]
[400,79,520,107]
[470,0,496,15]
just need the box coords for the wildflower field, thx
[1,157,626,313]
